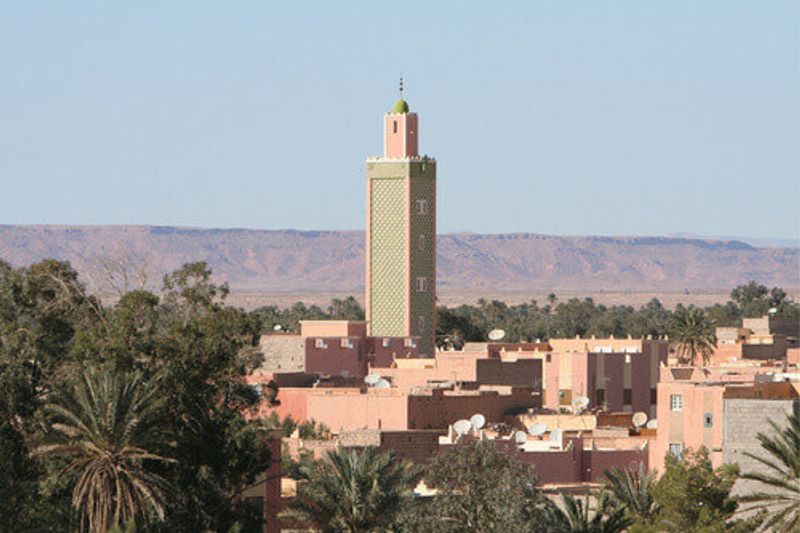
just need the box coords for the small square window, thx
[670,394,683,411]
[341,338,353,349]
[382,338,391,348]
[669,443,683,458]
[404,338,417,348]
[623,388,632,405]
[703,412,713,428]
[416,277,427,292]
[415,199,428,215]
[315,338,328,349]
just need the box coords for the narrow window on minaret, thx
[415,199,428,215]
[418,315,425,331]
[416,277,427,292]
[418,234,426,251]
[393,121,398,134]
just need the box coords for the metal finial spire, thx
[399,75,404,98]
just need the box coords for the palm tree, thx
[285,446,419,532]
[604,462,658,521]
[34,367,174,533]
[668,306,716,366]
[737,415,800,532]
[543,490,632,533]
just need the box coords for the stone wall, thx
[723,398,800,497]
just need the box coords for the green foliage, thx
[285,446,420,532]
[738,414,800,531]
[651,447,742,532]
[604,462,658,521]
[0,259,273,532]
[730,281,796,318]
[254,295,364,334]
[543,490,632,533]
[34,367,174,532]
[403,439,547,532]
[668,306,717,366]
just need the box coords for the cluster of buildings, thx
[242,95,800,532]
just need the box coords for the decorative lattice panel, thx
[409,168,436,355]
[369,177,407,336]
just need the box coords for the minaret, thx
[365,87,436,356]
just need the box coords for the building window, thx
[650,388,657,405]
[341,338,353,349]
[703,412,713,428]
[670,394,683,411]
[625,354,632,364]
[558,389,572,406]
[382,338,391,348]
[669,443,683,458]
[595,389,606,406]
[404,338,417,348]
[418,234,426,251]
[421,162,426,172]
[415,198,428,215]
[418,315,425,331]
[315,338,328,349]
[416,277,427,292]
[393,120,397,133]
[623,388,633,405]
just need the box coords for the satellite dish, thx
[549,428,563,442]
[769,307,778,315]
[646,419,658,430]
[273,324,283,331]
[364,373,381,386]
[514,431,528,444]
[528,423,548,436]
[453,419,472,435]
[340,369,350,378]
[573,396,590,411]
[488,329,506,341]
[373,378,391,389]
[632,412,648,428]
[470,413,486,430]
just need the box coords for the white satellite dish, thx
[340,369,350,378]
[364,373,381,386]
[549,428,563,442]
[769,307,778,315]
[373,378,391,389]
[573,396,590,411]
[645,419,658,430]
[528,423,548,436]
[470,413,486,430]
[632,412,648,428]
[273,324,283,331]
[514,431,528,444]
[488,329,506,341]
[453,419,472,435]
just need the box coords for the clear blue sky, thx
[1,1,798,240]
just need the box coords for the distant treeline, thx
[253,282,799,348]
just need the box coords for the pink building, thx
[256,384,540,434]
[258,320,420,378]
[652,363,800,472]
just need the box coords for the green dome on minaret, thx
[391,99,409,114]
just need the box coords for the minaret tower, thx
[365,83,436,356]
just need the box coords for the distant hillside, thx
[0,225,797,293]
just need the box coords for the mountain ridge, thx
[0,225,796,293]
